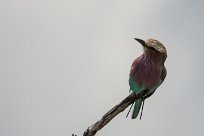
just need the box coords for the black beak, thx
[134,38,146,47]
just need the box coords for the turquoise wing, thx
[129,76,144,119]
[129,76,143,94]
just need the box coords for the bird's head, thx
[134,38,167,63]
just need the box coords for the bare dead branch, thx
[83,92,145,136]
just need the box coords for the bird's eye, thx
[149,47,156,50]
[148,46,159,53]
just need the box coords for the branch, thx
[83,92,145,136]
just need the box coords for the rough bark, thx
[83,92,145,136]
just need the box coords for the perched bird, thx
[128,38,167,119]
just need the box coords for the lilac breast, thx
[130,55,162,89]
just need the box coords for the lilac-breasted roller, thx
[128,38,167,119]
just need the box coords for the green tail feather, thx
[132,99,142,119]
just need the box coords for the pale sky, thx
[0,0,204,136]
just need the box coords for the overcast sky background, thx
[0,0,204,136]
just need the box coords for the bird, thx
[127,38,167,119]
